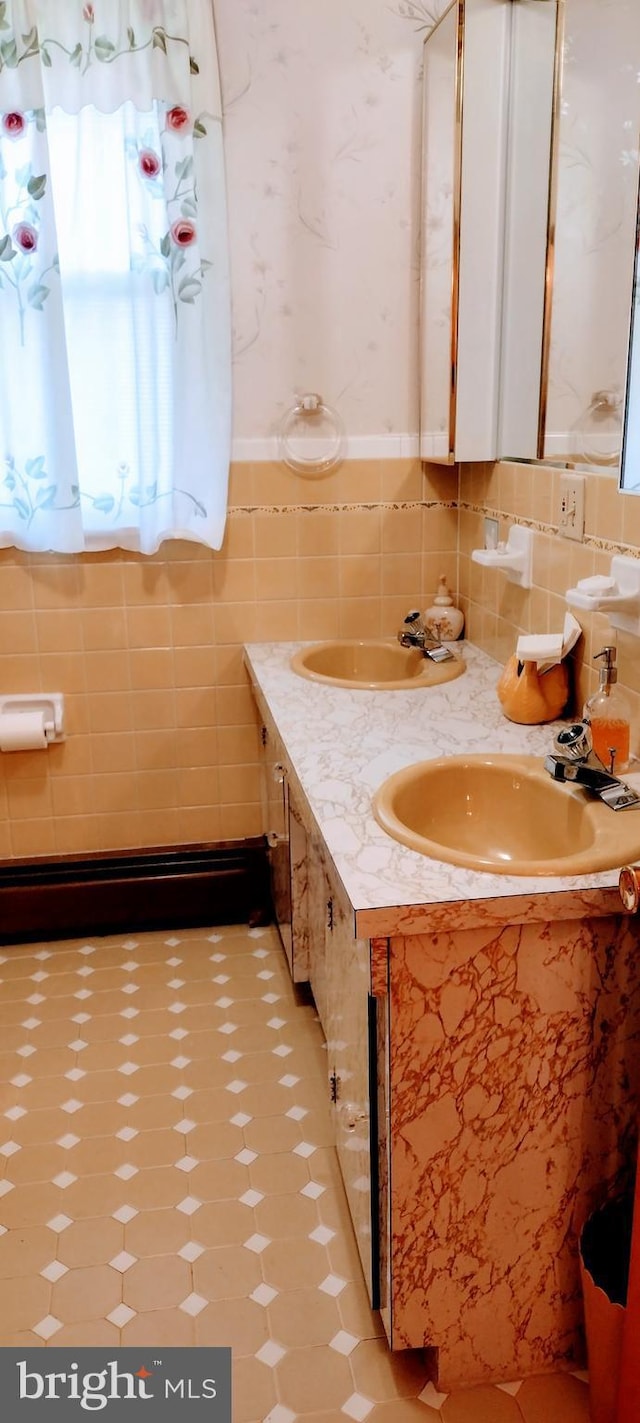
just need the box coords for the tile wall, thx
[4,454,638,865]
[0,461,457,861]
[459,461,640,741]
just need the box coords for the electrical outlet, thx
[558,472,585,541]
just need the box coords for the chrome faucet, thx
[544,722,640,811]
[397,610,455,663]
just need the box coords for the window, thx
[0,1,230,555]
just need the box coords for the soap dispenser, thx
[584,645,632,774]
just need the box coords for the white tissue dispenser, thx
[0,694,65,752]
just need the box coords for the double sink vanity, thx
[244,636,640,1390]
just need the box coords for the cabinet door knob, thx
[273,762,287,784]
[344,1107,369,1133]
[620,865,640,913]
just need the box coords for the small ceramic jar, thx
[424,575,464,641]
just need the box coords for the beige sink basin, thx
[291,640,465,690]
[373,753,640,876]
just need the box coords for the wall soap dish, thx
[566,556,640,635]
[471,525,533,588]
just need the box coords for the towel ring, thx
[277,393,345,476]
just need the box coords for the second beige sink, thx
[373,753,640,875]
[291,640,465,690]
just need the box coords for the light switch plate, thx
[558,472,585,541]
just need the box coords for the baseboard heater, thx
[0,839,272,945]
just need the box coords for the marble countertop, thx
[244,641,630,934]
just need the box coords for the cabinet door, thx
[306,838,331,1031]
[325,880,379,1306]
[288,794,311,983]
[259,726,292,973]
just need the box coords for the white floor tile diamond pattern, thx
[0,924,590,1423]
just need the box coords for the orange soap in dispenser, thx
[584,645,632,775]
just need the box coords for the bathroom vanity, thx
[244,640,640,1391]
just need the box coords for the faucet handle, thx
[403,609,423,627]
[552,722,593,762]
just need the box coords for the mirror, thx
[622,203,640,491]
[419,0,640,482]
[419,0,512,464]
[419,2,459,462]
[541,0,640,473]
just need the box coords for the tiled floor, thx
[0,923,591,1422]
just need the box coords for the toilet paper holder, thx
[0,693,65,745]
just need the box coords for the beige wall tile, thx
[169,604,214,647]
[255,558,298,603]
[176,805,222,842]
[339,460,382,503]
[220,804,263,839]
[217,725,260,766]
[594,471,625,543]
[220,510,254,559]
[5,778,53,821]
[381,506,424,553]
[129,649,176,691]
[31,565,82,609]
[227,461,253,506]
[81,609,129,652]
[297,510,340,557]
[339,598,382,639]
[122,562,171,606]
[0,611,38,654]
[0,564,34,610]
[338,508,382,556]
[135,730,180,772]
[212,557,256,603]
[88,691,135,735]
[622,485,640,546]
[422,461,458,502]
[297,556,340,600]
[380,457,423,501]
[216,683,258,727]
[131,689,177,732]
[84,650,131,693]
[78,562,125,607]
[339,555,382,600]
[175,688,218,729]
[126,605,173,650]
[36,610,83,655]
[296,599,341,640]
[381,553,422,598]
[91,733,137,775]
[254,601,300,641]
[10,819,57,858]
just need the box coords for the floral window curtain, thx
[0,0,231,554]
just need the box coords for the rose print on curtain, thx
[0,0,231,553]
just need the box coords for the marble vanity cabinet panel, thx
[387,914,640,1390]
